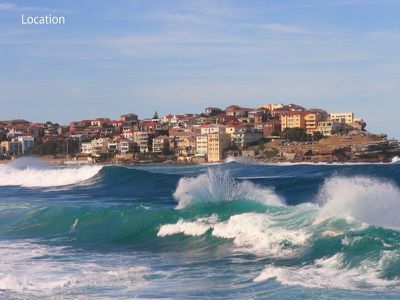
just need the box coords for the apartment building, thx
[207,133,231,162]
[329,112,354,125]
[152,136,170,154]
[195,135,208,157]
[317,121,341,136]
[280,112,307,131]
[200,124,226,135]
[305,110,328,134]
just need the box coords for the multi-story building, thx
[195,135,208,157]
[200,124,226,135]
[133,131,154,153]
[305,109,328,134]
[174,133,196,156]
[231,130,262,148]
[261,119,282,136]
[152,136,170,154]
[329,112,354,125]
[280,112,307,131]
[81,138,109,156]
[1,140,20,156]
[207,133,231,162]
[17,136,34,154]
[316,121,341,136]
[108,136,134,154]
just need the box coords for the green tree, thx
[281,128,308,142]
[312,131,324,141]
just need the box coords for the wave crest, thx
[173,169,284,209]
[316,176,400,229]
[0,158,102,187]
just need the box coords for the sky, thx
[0,0,399,137]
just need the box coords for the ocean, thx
[0,157,399,299]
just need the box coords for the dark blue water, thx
[0,158,399,299]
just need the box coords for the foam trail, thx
[0,158,102,187]
[173,169,283,209]
[254,253,400,290]
[392,156,399,163]
[316,176,400,229]
[0,240,150,297]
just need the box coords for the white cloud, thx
[251,22,311,34]
[0,2,70,12]
[0,2,16,10]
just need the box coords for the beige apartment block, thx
[281,112,306,131]
[207,133,231,162]
[329,112,354,124]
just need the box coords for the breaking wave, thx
[173,169,284,209]
[0,157,102,187]
[317,176,400,229]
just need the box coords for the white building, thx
[317,121,341,136]
[152,136,170,154]
[200,124,226,135]
[195,135,208,157]
[329,112,354,125]
[231,130,262,148]
[17,136,34,154]
[80,138,109,156]
[133,131,153,153]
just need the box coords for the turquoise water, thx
[0,157,399,299]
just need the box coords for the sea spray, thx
[173,169,284,209]
[316,176,400,229]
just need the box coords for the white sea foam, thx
[212,213,309,257]
[254,253,400,290]
[392,156,399,163]
[158,213,309,258]
[0,240,151,297]
[173,169,284,209]
[316,176,400,230]
[0,158,102,187]
[157,215,218,237]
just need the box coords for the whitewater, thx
[0,157,399,299]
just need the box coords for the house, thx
[91,118,111,127]
[204,107,222,116]
[225,105,251,118]
[119,113,138,124]
[109,136,134,154]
